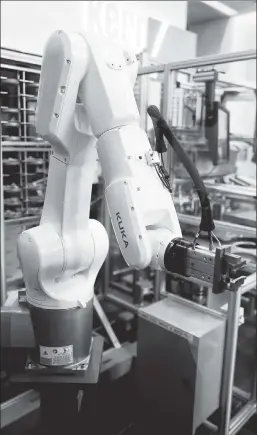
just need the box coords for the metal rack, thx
[101,49,256,435]
[1,51,50,222]
[132,49,257,435]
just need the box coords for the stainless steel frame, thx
[93,295,121,349]
[219,290,244,435]
[0,134,6,306]
[137,49,256,296]
[106,276,256,435]
[108,49,257,435]
[137,49,256,76]
[177,213,256,240]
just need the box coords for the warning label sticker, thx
[39,345,73,366]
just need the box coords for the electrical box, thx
[137,294,226,435]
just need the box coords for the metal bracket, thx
[213,246,246,294]
[93,296,121,349]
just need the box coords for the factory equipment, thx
[1,37,256,435]
[138,295,226,435]
[157,65,232,173]
[136,51,256,246]
[106,50,257,435]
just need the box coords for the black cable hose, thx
[147,105,215,232]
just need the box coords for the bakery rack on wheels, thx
[1,48,52,305]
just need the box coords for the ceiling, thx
[187,1,256,27]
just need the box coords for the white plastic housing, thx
[97,125,182,269]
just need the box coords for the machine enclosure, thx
[137,295,226,435]
[29,299,93,367]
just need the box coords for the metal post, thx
[105,293,139,315]
[110,281,133,295]
[152,67,177,301]
[102,196,111,296]
[251,360,256,403]
[153,271,166,302]
[93,296,121,349]
[219,290,241,435]
[162,67,177,184]
[0,132,6,306]
[133,270,141,304]
[203,420,218,433]
[138,51,149,130]
[229,401,257,435]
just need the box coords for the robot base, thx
[28,299,94,369]
[10,337,104,435]
[24,339,93,375]
[10,336,103,386]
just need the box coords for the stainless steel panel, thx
[137,295,226,435]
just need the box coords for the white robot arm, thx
[18,30,181,312]
[80,33,182,270]
[16,31,244,371]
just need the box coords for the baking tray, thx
[25,207,41,216]
[4,210,23,219]
[1,135,21,142]
[20,136,44,142]
[1,107,20,114]
[1,77,19,87]
[22,157,44,166]
[1,121,20,128]
[3,158,20,166]
[3,183,21,195]
[25,82,39,89]
[24,196,44,205]
[5,197,22,207]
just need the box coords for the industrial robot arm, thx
[18,30,183,313]
[18,30,245,316]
